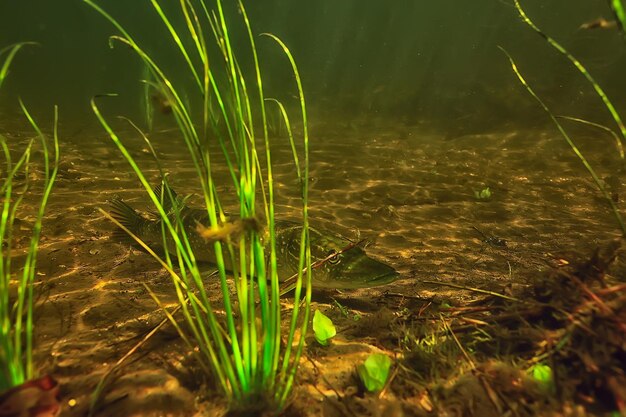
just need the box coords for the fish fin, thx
[152,181,180,213]
[109,199,145,243]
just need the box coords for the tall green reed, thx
[504,0,626,235]
[1,44,27,91]
[86,0,311,410]
[1,43,60,392]
[609,0,626,35]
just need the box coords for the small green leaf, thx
[528,363,554,394]
[313,309,336,346]
[474,187,492,200]
[357,353,392,392]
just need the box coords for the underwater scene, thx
[2,0,626,416]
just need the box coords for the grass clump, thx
[0,43,60,393]
[85,0,311,411]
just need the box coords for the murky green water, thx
[1,0,625,128]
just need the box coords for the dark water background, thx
[1,0,625,133]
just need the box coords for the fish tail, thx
[109,199,145,243]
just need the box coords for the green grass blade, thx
[0,100,59,390]
[500,47,626,235]
[0,43,37,90]
[556,115,624,160]
[609,0,626,34]
[149,0,202,91]
[260,33,312,407]
[513,0,626,155]
[17,102,60,380]
[0,138,31,389]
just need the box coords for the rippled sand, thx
[3,118,624,416]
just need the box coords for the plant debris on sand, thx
[348,238,626,417]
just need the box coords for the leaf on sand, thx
[357,353,392,392]
[313,309,336,346]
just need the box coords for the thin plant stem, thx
[556,115,624,160]
[609,0,626,34]
[513,0,626,153]
[500,47,626,235]
[0,43,37,90]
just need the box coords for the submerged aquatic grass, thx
[609,0,626,34]
[0,43,35,91]
[512,0,626,148]
[85,0,311,410]
[0,44,60,391]
[500,47,626,235]
[505,0,626,235]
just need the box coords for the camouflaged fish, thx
[109,186,398,290]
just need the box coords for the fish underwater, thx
[578,17,618,30]
[109,186,399,290]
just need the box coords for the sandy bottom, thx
[2,116,624,416]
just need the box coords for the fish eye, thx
[327,250,341,265]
